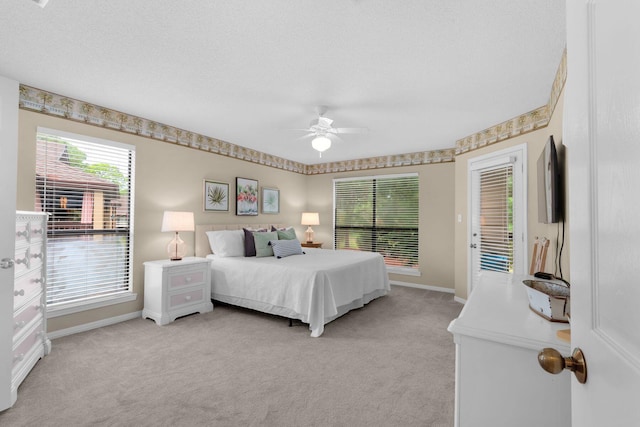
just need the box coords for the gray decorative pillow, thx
[243,227,266,257]
[253,231,278,257]
[270,239,304,258]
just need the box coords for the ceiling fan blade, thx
[334,127,369,134]
[282,128,313,132]
[296,134,315,141]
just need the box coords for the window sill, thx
[386,266,421,277]
[47,292,138,318]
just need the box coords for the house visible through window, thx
[35,128,135,313]
[334,173,419,275]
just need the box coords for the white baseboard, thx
[47,311,142,340]
[454,296,467,304]
[390,280,454,294]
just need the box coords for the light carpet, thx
[0,285,462,427]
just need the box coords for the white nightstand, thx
[142,257,213,325]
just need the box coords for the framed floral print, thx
[204,180,229,212]
[236,177,258,216]
[261,187,279,214]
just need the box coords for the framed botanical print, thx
[204,180,229,212]
[236,177,258,216]
[261,187,279,214]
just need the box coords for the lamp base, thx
[305,226,314,244]
[167,232,186,261]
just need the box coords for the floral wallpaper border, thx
[17,49,565,175]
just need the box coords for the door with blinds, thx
[468,144,526,293]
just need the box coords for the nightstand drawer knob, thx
[14,354,24,363]
[14,321,25,330]
[185,295,192,301]
[14,289,25,297]
[185,276,191,282]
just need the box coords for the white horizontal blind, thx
[334,173,419,271]
[35,129,135,306]
[478,165,513,273]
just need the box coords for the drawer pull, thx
[185,295,192,301]
[35,305,43,311]
[33,277,43,284]
[13,354,24,363]
[185,277,192,282]
[31,252,43,260]
[16,230,29,239]
[14,321,26,330]
[32,228,43,235]
[14,289,25,297]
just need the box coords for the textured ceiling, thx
[0,0,565,165]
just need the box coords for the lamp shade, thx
[161,211,194,232]
[301,212,320,226]
[311,136,331,153]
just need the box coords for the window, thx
[334,173,419,275]
[35,128,136,314]
[478,165,514,273]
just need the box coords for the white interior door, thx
[565,0,640,425]
[0,76,19,410]
[468,144,527,294]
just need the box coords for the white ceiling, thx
[0,0,565,165]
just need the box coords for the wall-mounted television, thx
[537,136,562,223]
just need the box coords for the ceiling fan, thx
[288,106,368,157]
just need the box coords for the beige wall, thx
[17,110,308,332]
[16,85,565,331]
[453,90,568,300]
[306,162,456,289]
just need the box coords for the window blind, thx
[35,129,135,306]
[334,173,419,272]
[478,165,513,273]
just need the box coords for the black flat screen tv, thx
[537,135,562,223]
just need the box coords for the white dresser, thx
[11,211,50,405]
[143,257,213,325]
[448,274,571,427]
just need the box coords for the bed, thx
[195,224,390,337]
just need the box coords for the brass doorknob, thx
[538,347,588,384]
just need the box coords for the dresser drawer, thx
[168,266,207,290]
[15,217,45,248]
[12,322,44,371]
[14,269,45,311]
[13,297,44,341]
[14,244,44,277]
[168,288,206,310]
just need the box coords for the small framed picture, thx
[262,187,280,214]
[236,177,258,216]
[203,180,229,212]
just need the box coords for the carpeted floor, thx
[0,285,462,427]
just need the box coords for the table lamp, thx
[161,211,194,261]
[301,212,319,243]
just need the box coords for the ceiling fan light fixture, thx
[311,136,331,153]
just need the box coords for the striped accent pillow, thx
[270,239,304,258]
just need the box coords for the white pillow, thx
[205,230,244,257]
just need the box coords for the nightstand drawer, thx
[168,267,207,290]
[14,269,45,311]
[15,217,45,248]
[169,288,206,309]
[12,322,44,371]
[14,244,44,277]
[13,296,44,341]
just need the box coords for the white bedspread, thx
[206,248,390,337]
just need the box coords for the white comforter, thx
[206,248,390,337]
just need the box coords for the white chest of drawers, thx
[11,211,51,405]
[142,257,213,325]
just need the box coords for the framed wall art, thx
[261,187,280,214]
[236,177,258,216]
[203,180,229,212]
